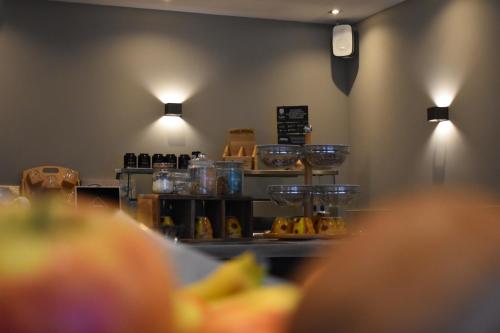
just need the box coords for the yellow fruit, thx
[226,216,242,238]
[204,285,301,333]
[317,217,348,236]
[173,294,208,333]
[178,252,264,302]
[272,217,292,234]
[195,216,213,240]
[292,217,315,235]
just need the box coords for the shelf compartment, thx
[224,199,253,238]
[137,194,253,240]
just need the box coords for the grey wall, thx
[349,0,500,204]
[0,0,350,184]
[3,0,498,206]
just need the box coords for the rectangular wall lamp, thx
[427,106,449,123]
[165,103,182,117]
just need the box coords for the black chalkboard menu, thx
[277,105,309,145]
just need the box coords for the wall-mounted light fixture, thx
[427,106,449,123]
[165,103,182,117]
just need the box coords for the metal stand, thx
[304,161,314,219]
[303,131,314,219]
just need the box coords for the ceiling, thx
[51,0,407,24]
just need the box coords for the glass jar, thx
[178,154,191,169]
[123,153,137,168]
[152,169,174,194]
[138,153,151,168]
[216,161,244,196]
[169,170,191,195]
[189,154,216,196]
[164,154,178,168]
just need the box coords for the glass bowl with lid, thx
[189,155,216,196]
[216,161,244,196]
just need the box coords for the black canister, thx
[164,154,178,168]
[123,153,137,168]
[138,153,151,168]
[152,154,164,165]
[178,154,191,169]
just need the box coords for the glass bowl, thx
[267,185,314,207]
[303,145,350,169]
[314,185,360,207]
[257,145,302,169]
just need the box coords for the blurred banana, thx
[178,252,265,302]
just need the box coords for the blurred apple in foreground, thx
[290,189,500,333]
[0,204,173,333]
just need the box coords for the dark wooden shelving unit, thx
[139,194,253,239]
[120,168,336,239]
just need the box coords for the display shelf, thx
[115,168,338,200]
[244,169,338,177]
[115,168,154,178]
[115,168,338,178]
[157,194,254,201]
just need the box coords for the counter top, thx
[180,239,342,259]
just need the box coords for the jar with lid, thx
[152,169,174,194]
[178,154,191,169]
[189,154,216,196]
[169,170,191,195]
[164,154,178,169]
[138,153,151,168]
[123,153,137,168]
[152,154,164,168]
[216,161,244,196]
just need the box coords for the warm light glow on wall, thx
[140,115,192,148]
[430,87,457,108]
[157,114,186,130]
[135,109,201,150]
[417,120,465,185]
[433,120,455,140]
[418,1,484,111]
[156,89,191,104]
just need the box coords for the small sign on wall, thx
[277,105,309,145]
